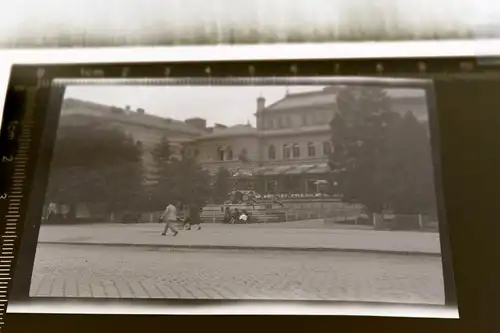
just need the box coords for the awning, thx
[305,163,331,174]
[259,165,295,176]
[283,164,317,175]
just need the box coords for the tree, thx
[166,156,212,207]
[329,86,437,216]
[150,136,174,210]
[384,112,437,215]
[329,86,392,214]
[151,139,211,209]
[213,167,232,204]
[45,124,144,219]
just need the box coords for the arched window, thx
[226,146,233,160]
[283,144,291,159]
[302,115,309,126]
[307,142,316,157]
[268,145,276,160]
[292,143,300,158]
[217,146,225,161]
[323,141,332,155]
[277,116,284,128]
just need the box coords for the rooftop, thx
[264,86,426,112]
[61,98,205,135]
[196,124,258,140]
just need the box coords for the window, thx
[239,148,249,162]
[323,111,331,123]
[293,143,300,158]
[266,118,274,129]
[277,116,284,128]
[285,116,292,127]
[323,141,332,155]
[268,145,276,160]
[217,146,225,161]
[283,144,291,159]
[308,142,316,157]
[226,147,233,160]
[302,115,308,126]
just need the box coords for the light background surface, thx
[0,0,499,47]
[0,1,494,318]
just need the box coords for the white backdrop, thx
[0,0,497,46]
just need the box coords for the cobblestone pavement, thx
[29,244,445,305]
[37,222,442,254]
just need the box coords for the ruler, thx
[0,66,48,331]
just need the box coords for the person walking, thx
[223,206,231,223]
[160,201,179,236]
[185,203,203,230]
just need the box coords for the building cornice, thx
[259,104,334,115]
[259,125,331,137]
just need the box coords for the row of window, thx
[215,146,249,161]
[268,141,331,160]
[212,142,332,162]
[263,112,330,130]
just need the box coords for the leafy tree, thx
[329,86,437,216]
[167,156,212,207]
[150,136,174,210]
[151,139,211,209]
[213,167,232,204]
[329,86,391,213]
[45,124,144,219]
[384,112,437,215]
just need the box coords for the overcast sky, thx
[64,85,324,126]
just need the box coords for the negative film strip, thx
[0,55,498,325]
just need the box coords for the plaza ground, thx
[30,244,445,304]
[37,220,442,255]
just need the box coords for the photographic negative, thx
[30,79,449,305]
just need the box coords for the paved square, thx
[30,244,445,305]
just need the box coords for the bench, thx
[201,205,286,223]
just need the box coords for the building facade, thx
[59,85,428,197]
[59,98,204,188]
[191,86,428,195]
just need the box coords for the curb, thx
[39,241,441,257]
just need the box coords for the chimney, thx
[256,97,266,130]
[137,108,145,114]
[257,96,266,112]
[185,117,207,131]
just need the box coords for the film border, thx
[1,55,498,329]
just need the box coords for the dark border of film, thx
[0,85,37,328]
[7,70,454,304]
[2,56,489,323]
[8,56,497,88]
